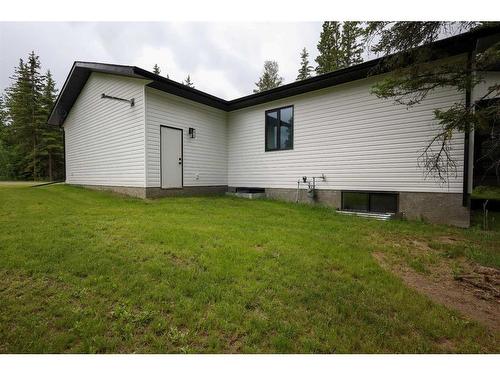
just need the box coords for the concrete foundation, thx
[78,184,227,199]
[145,185,227,198]
[80,184,147,198]
[399,192,470,228]
[264,187,341,208]
[264,188,470,227]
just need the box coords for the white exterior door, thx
[161,126,183,188]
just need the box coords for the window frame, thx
[341,190,399,214]
[264,105,294,152]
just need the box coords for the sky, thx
[0,22,348,100]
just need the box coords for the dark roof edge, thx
[48,25,500,125]
[133,67,229,110]
[47,61,142,126]
[227,25,500,110]
[228,58,381,110]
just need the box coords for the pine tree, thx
[315,21,342,75]
[0,95,13,179]
[24,52,45,180]
[296,48,313,81]
[153,64,161,75]
[4,53,46,180]
[183,75,194,88]
[340,21,364,68]
[3,52,62,181]
[254,60,284,93]
[39,70,63,180]
[0,95,7,139]
[316,21,365,74]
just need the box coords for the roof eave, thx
[48,25,500,125]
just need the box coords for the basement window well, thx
[341,191,398,214]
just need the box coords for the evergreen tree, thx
[0,95,7,139]
[340,21,364,68]
[153,64,161,75]
[4,53,46,179]
[2,52,63,181]
[254,60,284,93]
[316,21,365,74]
[296,48,314,81]
[39,70,63,180]
[315,21,342,75]
[183,75,194,88]
[0,95,13,179]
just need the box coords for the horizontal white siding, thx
[228,76,465,193]
[64,72,148,187]
[145,88,228,187]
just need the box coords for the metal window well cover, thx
[226,192,266,199]
[337,210,394,221]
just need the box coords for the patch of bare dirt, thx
[253,244,265,251]
[373,251,500,332]
[435,337,457,352]
[438,236,460,245]
[162,250,194,267]
[409,239,433,252]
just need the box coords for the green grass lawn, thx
[0,183,498,353]
[472,185,500,201]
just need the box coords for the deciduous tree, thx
[254,60,284,93]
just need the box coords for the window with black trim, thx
[265,106,293,151]
[342,191,398,213]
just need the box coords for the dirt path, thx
[373,251,500,332]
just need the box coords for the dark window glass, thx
[279,107,293,149]
[342,192,369,211]
[266,110,278,150]
[342,192,398,213]
[265,106,293,151]
[370,193,398,213]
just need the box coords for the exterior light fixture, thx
[101,93,135,107]
[189,127,196,138]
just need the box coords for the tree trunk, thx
[48,151,53,181]
[32,133,36,180]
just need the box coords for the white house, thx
[48,27,500,227]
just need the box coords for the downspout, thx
[61,125,66,182]
[462,46,474,207]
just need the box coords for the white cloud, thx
[0,22,323,100]
[132,45,188,81]
[192,67,242,99]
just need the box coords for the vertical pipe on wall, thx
[61,125,66,182]
[462,46,473,207]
